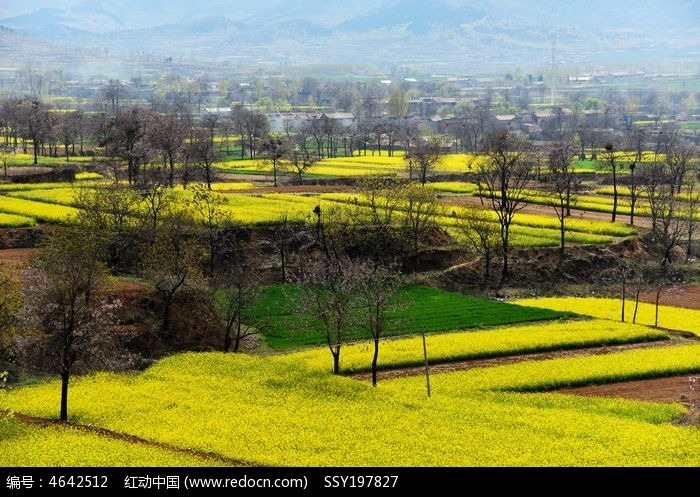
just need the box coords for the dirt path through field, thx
[349,339,676,382]
[239,184,356,195]
[638,285,700,310]
[0,248,39,265]
[5,410,248,466]
[442,195,653,230]
[559,375,697,406]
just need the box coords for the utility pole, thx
[421,330,431,398]
[550,39,557,107]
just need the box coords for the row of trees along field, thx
[2,89,697,172]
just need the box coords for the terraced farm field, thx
[517,297,700,336]
[4,336,700,466]
[3,280,699,467]
[319,319,669,373]
[216,152,488,177]
[0,212,35,228]
[4,153,100,167]
[0,196,79,224]
[245,284,569,349]
[0,417,221,467]
[0,184,637,248]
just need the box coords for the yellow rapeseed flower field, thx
[302,319,668,373]
[0,417,224,466]
[4,339,700,466]
[516,297,700,336]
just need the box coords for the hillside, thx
[1,0,698,72]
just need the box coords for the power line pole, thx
[551,38,557,107]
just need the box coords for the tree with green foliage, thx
[75,185,143,273]
[143,209,205,339]
[136,181,173,245]
[0,262,19,357]
[388,90,408,118]
[401,182,442,262]
[192,184,229,275]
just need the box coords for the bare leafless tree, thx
[214,260,265,353]
[683,166,699,261]
[476,129,532,283]
[405,136,443,185]
[355,263,404,387]
[147,113,186,187]
[297,259,360,374]
[457,207,502,286]
[640,161,688,265]
[599,138,623,223]
[285,149,317,184]
[259,136,290,187]
[546,142,580,257]
[0,143,14,177]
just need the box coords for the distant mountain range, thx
[1,0,698,74]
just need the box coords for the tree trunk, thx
[209,237,216,276]
[161,300,172,338]
[621,278,626,322]
[280,247,286,284]
[630,196,636,226]
[332,346,340,375]
[371,338,380,387]
[223,320,233,353]
[633,284,641,324]
[483,254,491,283]
[60,370,70,422]
[559,210,565,258]
[500,226,509,284]
[629,169,636,225]
[233,317,243,353]
[611,167,618,223]
[168,157,175,188]
[655,286,661,327]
